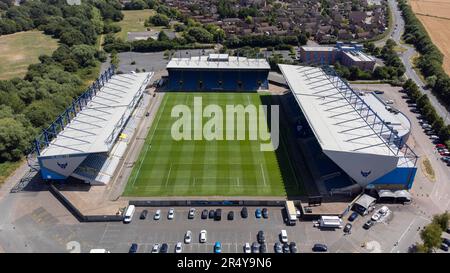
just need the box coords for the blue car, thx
[255,209,262,218]
[129,243,138,253]
[214,242,222,253]
[348,212,358,222]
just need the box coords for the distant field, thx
[123,92,303,197]
[410,0,450,75]
[116,9,158,40]
[0,31,58,80]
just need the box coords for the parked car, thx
[214,242,222,253]
[374,90,384,94]
[379,206,389,215]
[154,209,161,220]
[363,220,374,229]
[251,242,260,253]
[371,212,381,221]
[139,210,148,220]
[214,209,222,221]
[208,210,215,219]
[441,243,449,252]
[151,244,159,253]
[260,243,267,253]
[274,242,283,253]
[385,100,394,104]
[201,209,208,219]
[160,243,168,253]
[262,208,268,219]
[255,208,262,218]
[442,238,450,246]
[184,230,192,244]
[348,212,358,222]
[175,242,182,253]
[344,223,353,234]
[436,144,446,148]
[289,242,298,253]
[257,231,265,243]
[188,208,195,219]
[129,243,138,253]
[280,229,288,243]
[241,207,248,218]
[244,243,251,253]
[282,243,290,253]
[227,211,234,220]
[168,208,174,220]
[312,244,328,252]
[200,230,207,243]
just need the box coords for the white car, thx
[151,244,160,253]
[185,230,192,244]
[175,242,182,253]
[244,243,251,253]
[371,212,381,222]
[385,100,394,104]
[154,209,161,220]
[379,206,389,215]
[168,208,174,220]
[200,230,207,243]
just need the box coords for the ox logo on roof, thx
[57,162,68,169]
[361,170,372,178]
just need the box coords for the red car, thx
[436,144,446,148]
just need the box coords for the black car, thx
[139,210,148,220]
[344,223,353,234]
[312,244,327,252]
[441,243,449,252]
[227,211,234,220]
[241,207,248,218]
[447,228,450,234]
[289,242,298,253]
[251,242,260,253]
[363,220,374,230]
[201,209,208,219]
[209,210,215,219]
[257,231,265,244]
[274,242,283,253]
[262,208,268,219]
[348,212,358,222]
[442,238,450,246]
[282,243,290,253]
[259,243,267,253]
[160,243,168,253]
[129,243,138,253]
[214,209,222,221]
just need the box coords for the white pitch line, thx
[148,93,168,141]
[260,163,267,187]
[164,163,172,188]
[130,144,150,188]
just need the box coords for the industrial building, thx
[279,64,418,192]
[166,54,270,91]
[298,42,376,71]
[35,67,153,185]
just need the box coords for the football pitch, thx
[123,92,303,197]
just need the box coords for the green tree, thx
[149,14,170,27]
[432,212,450,231]
[420,223,442,251]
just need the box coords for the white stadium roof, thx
[38,72,153,158]
[166,54,270,70]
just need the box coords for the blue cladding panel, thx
[167,69,269,91]
[370,167,417,189]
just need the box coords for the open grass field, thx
[410,0,450,75]
[115,9,158,40]
[123,92,303,197]
[0,31,58,80]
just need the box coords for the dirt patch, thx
[421,157,436,182]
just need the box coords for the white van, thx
[280,230,288,243]
[123,205,135,223]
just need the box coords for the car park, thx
[348,212,358,222]
[262,208,268,218]
[363,220,374,229]
[227,211,234,220]
[201,209,208,219]
[168,208,174,220]
[175,242,182,253]
[129,243,138,253]
[260,243,267,253]
[241,207,248,218]
[151,244,159,253]
[184,230,192,244]
[257,231,265,243]
[214,242,222,253]
[154,209,161,220]
[312,244,328,252]
[160,243,168,253]
[209,210,215,219]
[244,243,251,253]
[282,243,290,253]
[274,242,283,253]
[139,209,148,220]
[344,223,352,234]
[200,230,207,243]
[188,208,195,219]
[289,242,298,253]
[251,242,260,253]
[255,208,262,218]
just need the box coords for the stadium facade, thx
[279,64,418,191]
[166,54,270,92]
[35,67,153,185]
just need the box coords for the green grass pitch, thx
[123,92,303,197]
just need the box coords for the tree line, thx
[0,0,123,162]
